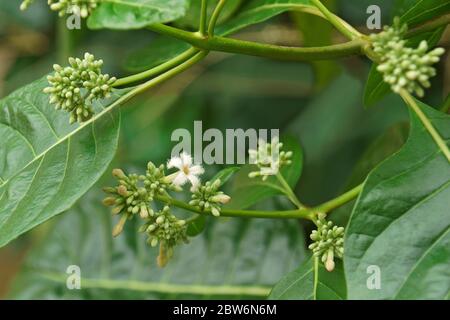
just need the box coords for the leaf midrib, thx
[0,93,122,189]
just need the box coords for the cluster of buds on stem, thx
[103,169,153,236]
[370,17,445,97]
[44,53,116,124]
[102,153,228,267]
[308,213,344,272]
[248,137,292,181]
[190,179,231,217]
[139,206,188,267]
[21,0,99,18]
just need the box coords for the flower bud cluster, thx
[248,137,293,181]
[21,0,98,18]
[140,206,188,249]
[189,179,231,217]
[370,18,445,97]
[139,206,188,267]
[103,163,190,266]
[103,169,153,236]
[44,53,116,124]
[308,213,344,272]
[143,162,174,195]
[48,0,99,18]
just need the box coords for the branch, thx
[208,0,227,37]
[113,48,199,87]
[199,0,208,35]
[400,90,450,162]
[147,23,365,61]
[155,194,315,220]
[310,0,362,39]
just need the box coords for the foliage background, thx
[0,0,448,299]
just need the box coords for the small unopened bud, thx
[117,185,128,197]
[157,243,169,268]
[211,207,221,217]
[112,168,126,179]
[325,249,335,272]
[140,205,149,219]
[112,215,128,237]
[211,194,231,204]
[102,197,116,206]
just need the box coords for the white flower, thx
[166,152,204,191]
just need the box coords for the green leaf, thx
[211,166,240,186]
[125,36,191,73]
[363,6,447,107]
[286,72,408,206]
[186,215,206,237]
[216,0,313,36]
[125,0,314,72]
[87,0,190,30]
[269,258,346,300]
[396,0,450,26]
[227,136,303,210]
[9,191,307,299]
[175,0,243,30]
[346,122,409,188]
[345,102,450,299]
[0,77,123,248]
[290,0,340,91]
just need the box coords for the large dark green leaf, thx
[345,102,450,299]
[269,258,346,300]
[87,0,190,30]
[227,137,303,210]
[9,191,307,299]
[0,77,123,247]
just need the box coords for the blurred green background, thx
[0,0,448,299]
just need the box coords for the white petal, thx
[187,174,200,191]
[172,172,188,187]
[167,156,182,169]
[180,152,192,167]
[189,165,204,176]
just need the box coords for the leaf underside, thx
[10,191,307,299]
[88,0,191,29]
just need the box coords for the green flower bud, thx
[309,214,344,272]
[371,18,445,97]
[44,52,116,124]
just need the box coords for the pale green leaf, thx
[88,0,190,30]
[0,77,124,247]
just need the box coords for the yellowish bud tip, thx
[157,243,169,268]
[112,168,126,179]
[325,256,335,272]
[112,215,127,237]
